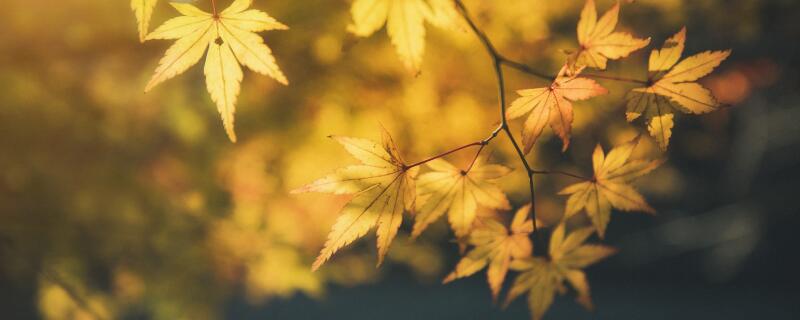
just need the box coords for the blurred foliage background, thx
[1,0,798,319]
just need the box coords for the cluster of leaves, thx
[296,128,658,319]
[128,0,731,319]
[291,0,730,319]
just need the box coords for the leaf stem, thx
[211,0,218,16]
[405,122,504,170]
[465,144,485,172]
[581,72,648,84]
[448,2,648,86]
[531,169,589,180]
[406,142,483,169]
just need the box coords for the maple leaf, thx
[412,157,511,239]
[626,27,731,149]
[425,0,463,29]
[507,66,608,153]
[443,205,533,300]
[144,0,289,142]
[504,223,615,320]
[133,1,201,41]
[559,136,662,237]
[569,0,650,71]
[348,0,459,72]
[292,128,418,271]
[131,0,158,42]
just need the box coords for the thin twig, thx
[406,142,483,169]
[447,4,648,87]
[465,144,485,172]
[582,72,648,84]
[532,169,590,180]
[406,123,504,170]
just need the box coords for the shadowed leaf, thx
[443,205,533,300]
[559,136,662,237]
[505,223,615,320]
[626,27,731,149]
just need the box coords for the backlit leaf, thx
[293,128,418,270]
[131,0,158,42]
[507,65,608,153]
[626,27,731,149]
[570,0,650,70]
[348,0,459,72]
[413,157,512,238]
[144,0,288,142]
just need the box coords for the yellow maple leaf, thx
[131,0,158,42]
[292,128,418,271]
[507,65,608,153]
[443,205,533,300]
[425,0,463,29]
[348,0,459,72]
[144,0,289,142]
[559,136,662,237]
[412,157,511,239]
[570,0,650,70]
[626,27,731,149]
[504,223,615,320]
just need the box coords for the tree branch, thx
[454,0,544,251]
[498,56,554,81]
[410,1,635,255]
[449,2,649,87]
